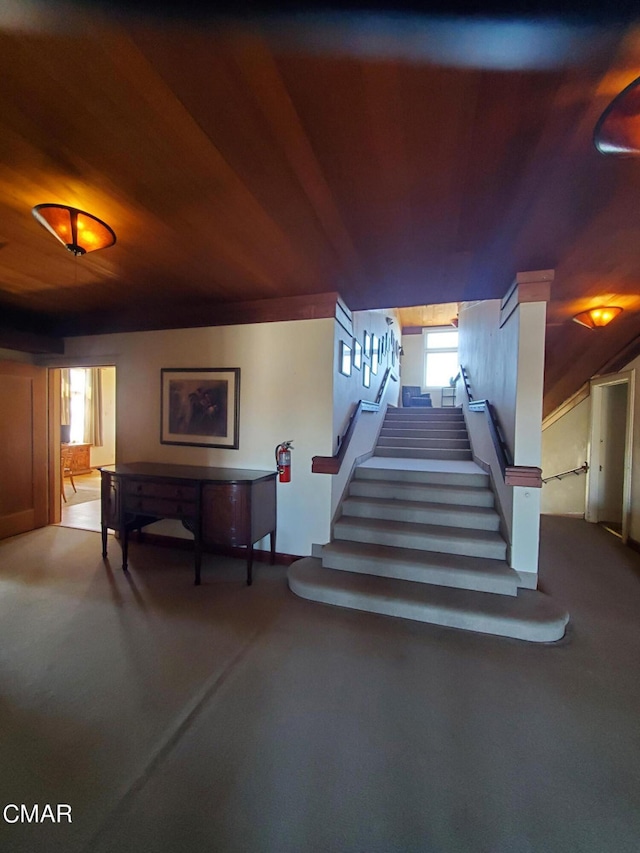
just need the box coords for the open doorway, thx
[585,371,635,543]
[58,366,116,532]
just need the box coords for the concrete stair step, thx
[355,467,488,488]
[320,540,518,595]
[374,447,473,460]
[380,428,469,439]
[288,558,569,643]
[377,436,470,449]
[334,516,507,559]
[349,478,495,507]
[341,496,500,530]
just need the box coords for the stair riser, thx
[355,468,488,488]
[334,524,507,560]
[341,501,500,531]
[374,448,473,460]
[289,579,562,641]
[349,481,494,507]
[321,553,516,595]
[380,429,469,439]
[377,437,471,449]
[385,416,465,425]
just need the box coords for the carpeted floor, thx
[0,517,639,853]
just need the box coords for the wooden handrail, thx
[459,365,473,401]
[312,368,398,475]
[468,399,513,474]
[462,366,542,488]
[375,366,395,404]
[542,463,588,484]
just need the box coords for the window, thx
[424,329,459,387]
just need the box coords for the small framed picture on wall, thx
[363,331,371,358]
[353,339,362,370]
[363,362,371,388]
[339,341,352,376]
[371,335,379,375]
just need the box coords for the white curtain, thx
[83,368,103,447]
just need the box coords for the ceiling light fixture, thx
[572,306,623,329]
[594,76,640,155]
[32,204,116,256]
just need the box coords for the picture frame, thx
[353,339,362,370]
[363,331,371,358]
[161,367,240,449]
[339,341,352,377]
[363,362,371,388]
[371,334,379,375]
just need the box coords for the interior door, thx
[0,361,48,539]
[598,383,627,526]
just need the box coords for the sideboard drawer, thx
[124,495,196,518]
[124,480,197,502]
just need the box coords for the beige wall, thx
[63,319,335,557]
[457,296,547,585]
[330,309,401,519]
[541,398,589,516]
[399,333,423,389]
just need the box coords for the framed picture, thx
[363,362,371,388]
[353,339,362,370]
[363,331,371,358]
[371,335,379,375]
[339,341,352,376]
[380,336,385,357]
[161,368,240,448]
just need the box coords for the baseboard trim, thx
[136,531,300,566]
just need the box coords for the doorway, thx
[56,365,116,533]
[585,371,635,543]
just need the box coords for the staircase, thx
[288,407,569,642]
[375,406,472,461]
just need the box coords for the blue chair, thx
[402,386,433,407]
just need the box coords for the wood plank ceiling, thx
[0,12,639,414]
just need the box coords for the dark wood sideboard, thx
[99,462,277,585]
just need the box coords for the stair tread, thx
[334,515,505,543]
[288,558,568,642]
[322,540,516,578]
[343,495,498,518]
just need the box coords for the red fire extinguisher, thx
[275,440,294,483]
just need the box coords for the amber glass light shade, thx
[572,306,623,329]
[32,204,116,255]
[594,76,640,155]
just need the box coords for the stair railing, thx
[460,364,542,488]
[312,368,397,474]
[541,462,588,484]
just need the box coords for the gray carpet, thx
[0,517,639,853]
